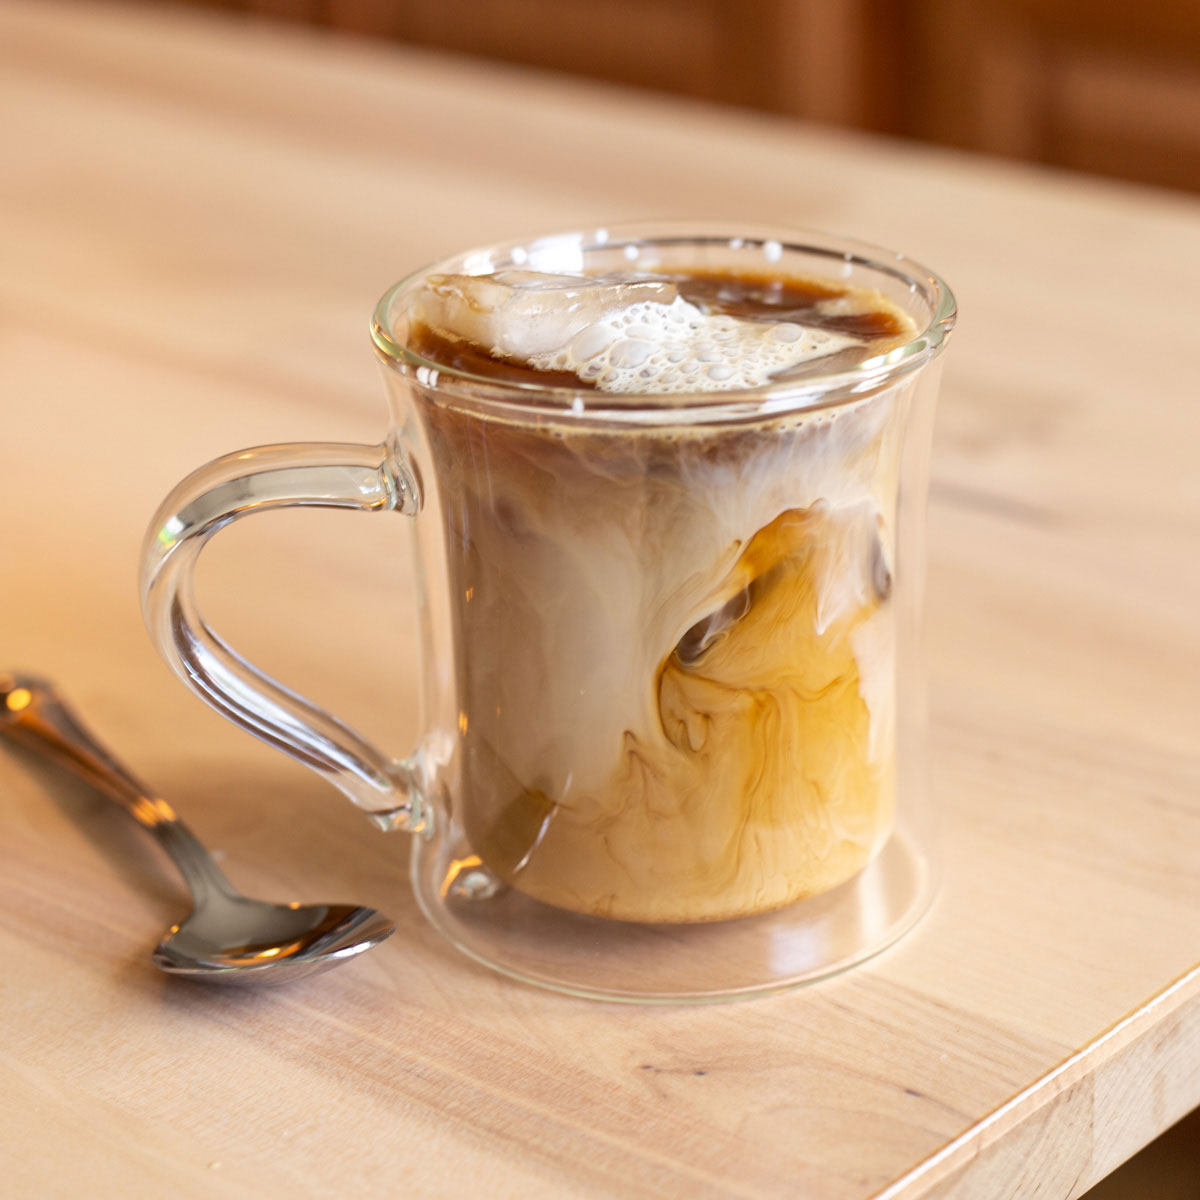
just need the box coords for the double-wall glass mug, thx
[141,223,956,1002]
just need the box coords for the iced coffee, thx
[402,265,917,923]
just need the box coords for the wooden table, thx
[2,3,1198,1196]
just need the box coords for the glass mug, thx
[140,223,956,1002]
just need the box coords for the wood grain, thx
[1,2,1198,1197]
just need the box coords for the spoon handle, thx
[0,672,235,901]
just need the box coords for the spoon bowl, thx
[154,898,396,985]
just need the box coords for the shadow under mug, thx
[140,223,956,1002]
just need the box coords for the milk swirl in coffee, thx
[404,266,917,923]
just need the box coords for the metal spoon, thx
[0,672,395,985]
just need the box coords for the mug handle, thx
[139,440,432,834]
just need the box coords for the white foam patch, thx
[530,295,855,394]
[412,271,859,394]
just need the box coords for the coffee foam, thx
[530,296,856,393]
[412,271,859,394]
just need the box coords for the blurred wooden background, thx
[176,0,1200,192]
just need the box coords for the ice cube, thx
[412,270,678,359]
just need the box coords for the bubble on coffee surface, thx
[411,270,860,393]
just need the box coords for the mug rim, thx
[371,221,957,423]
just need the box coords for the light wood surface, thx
[2,3,1198,1197]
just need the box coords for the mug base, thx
[410,819,936,1003]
